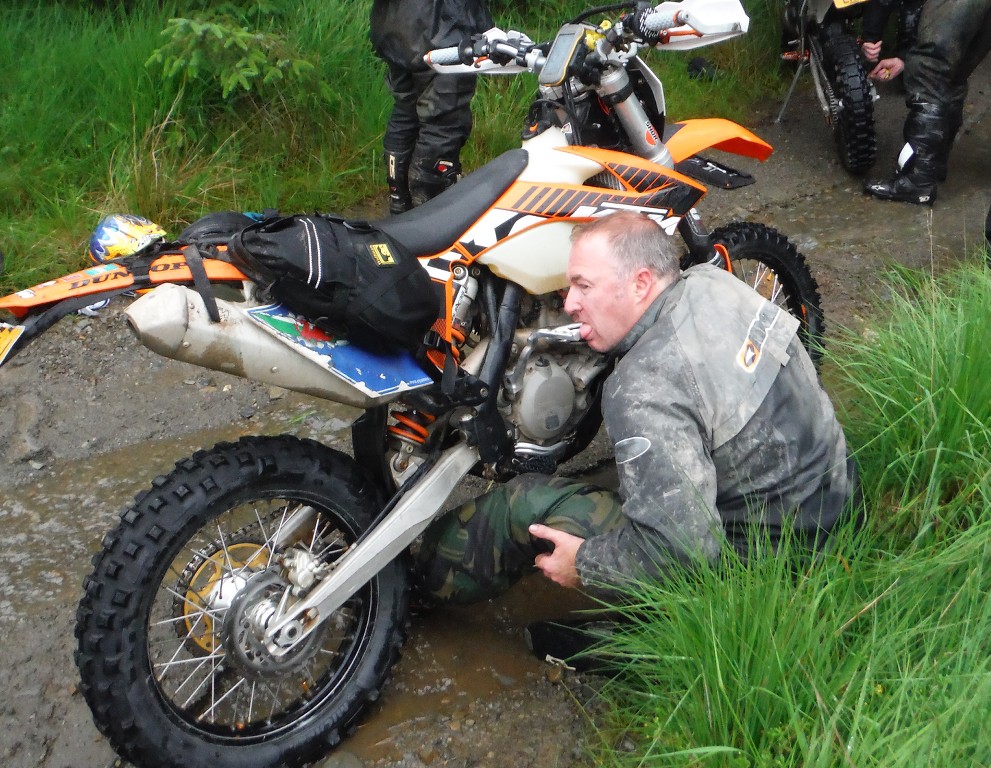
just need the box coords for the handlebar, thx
[637,1,750,39]
[424,46,463,67]
[425,0,749,74]
[637,5,688,35]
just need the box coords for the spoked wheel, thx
[819,30,877,174]
[75,435,408,768]
[710,222,825,363]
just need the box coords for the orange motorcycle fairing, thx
[664,118,774,165]
[0,248,247,319]
[551,145,709,216]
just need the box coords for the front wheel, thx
[74,435,408,768]
[710,222,825,362]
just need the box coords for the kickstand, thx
[776,58,807,124]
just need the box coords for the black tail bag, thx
[229,214,440,352]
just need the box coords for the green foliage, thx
[592,520,991,767]
[828,261,991,533]
[147,7,328,102]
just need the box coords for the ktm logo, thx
[369,243,396,267]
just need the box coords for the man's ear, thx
[632,267,655,302]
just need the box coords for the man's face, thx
[564,231,643,352]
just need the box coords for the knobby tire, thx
[822,32,877,175]
[74,435,408,768]
[711,222,825,363]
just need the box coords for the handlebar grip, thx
[424,46,463,66]
[640,8,685,34]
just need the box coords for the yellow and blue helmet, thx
[89,214,166,264]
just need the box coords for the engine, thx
[499,323,609,460]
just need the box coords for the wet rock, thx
[313,750,365,768]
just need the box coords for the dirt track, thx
[0,58,988,768]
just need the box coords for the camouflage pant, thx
[415,474,625,604]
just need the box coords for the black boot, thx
[934,103,963,182]
[385,148,413,216]
[864,101,949,206]
[409,156,461,207]
[524,617,619,674]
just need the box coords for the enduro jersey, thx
[576,265,854,587]
[369,0,494,70]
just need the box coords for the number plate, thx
[0,323,25,367]
[834,0,870,7]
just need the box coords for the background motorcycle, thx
[0,2,824,767]
[779,0,878,174]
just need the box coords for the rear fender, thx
[0,248,246,368]
[0,249,246,319]
[664,118,773,164]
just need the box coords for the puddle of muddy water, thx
[346,577,598,762]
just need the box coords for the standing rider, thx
[416,212,861,603]
[370,0,493,214]
[864,0,991,204]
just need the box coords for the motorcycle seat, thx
[375,149,529,256]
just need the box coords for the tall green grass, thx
[592,522,991,767]
[588,258,991,767]
[830,262,991,535]
[1,0,783,293]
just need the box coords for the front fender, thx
[664,118,773,164]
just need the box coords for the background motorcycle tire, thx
[710,221,825,363]
[821,31,877,175]
[75,434,408,768]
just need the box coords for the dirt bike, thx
[0,2,824,767]
[779,0,878,174]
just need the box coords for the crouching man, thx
[417,211,860,606]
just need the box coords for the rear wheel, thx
[820,31,877,174]
[75,435,407,768]
[710,222,825,362]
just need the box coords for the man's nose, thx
[563,287,578,316]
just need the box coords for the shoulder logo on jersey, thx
[736,304,782,373]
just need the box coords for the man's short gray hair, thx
[570,212,681,280]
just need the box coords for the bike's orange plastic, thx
[664,118,774,164]
[0,249,246,319]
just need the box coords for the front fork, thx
[678,211,729,270]
[263,441,480,652]
[596,63,729,272]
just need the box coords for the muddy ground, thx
[0,60,989,768]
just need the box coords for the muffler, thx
[124,283,429,408]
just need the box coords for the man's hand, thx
[529,524,585,589]
[870,57,905,81]
[861,40,882,63]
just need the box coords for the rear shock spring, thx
[388,408,437,446]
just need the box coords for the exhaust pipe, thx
[125,283,416,408]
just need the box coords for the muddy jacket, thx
[370,0,493,70]
[575,265,854,588]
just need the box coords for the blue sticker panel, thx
[246,304,433,397]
